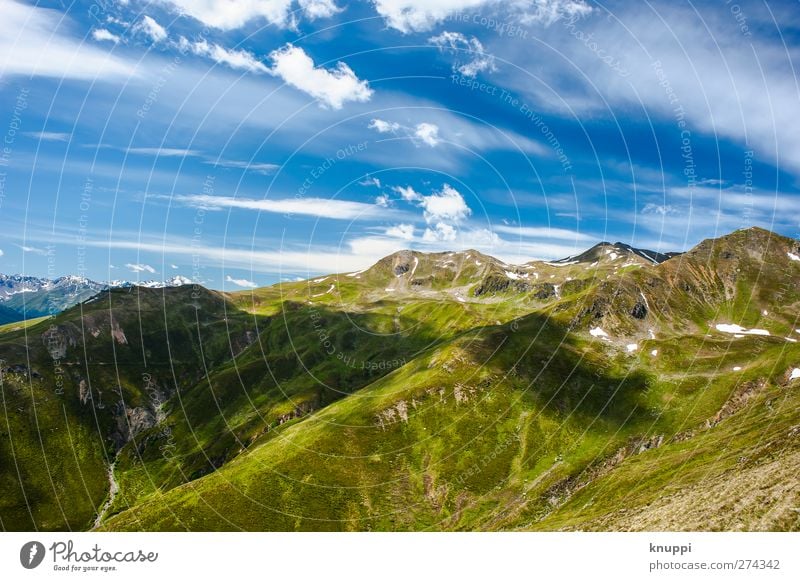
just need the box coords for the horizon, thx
[0,225,792,291]
[2,1,800,291]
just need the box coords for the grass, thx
[3,227,800,531]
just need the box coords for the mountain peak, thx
[548,241,678,266]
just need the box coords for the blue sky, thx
[0,0,799,289]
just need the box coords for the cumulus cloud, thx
[178,37,269,73]
[413,122,440,147]
[92,28,121,44]
[133,15,168,43]
[225,274,258,288]
[126,263,157,273]
[155,0,292,30]
[429,31,496,78]
[370,119,442,146]
[299,0,342,19]
[375,194,390,207]
[386,223,415,240]
[372,0,590,33]
[419,184,471,224]
[268,44,373,109]
[392,185,422,202]
[422,222,458,242]
[368,118,401,134]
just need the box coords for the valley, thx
[1,227,798,532]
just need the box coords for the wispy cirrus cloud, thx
[371,0,591,33]
[429,31,496,78]
[23,131,71,142]
[126,147,201,157]
[205,159,279,174]
[1,1,136,80]
[125,263,157,273]
[177,37,269,73]
[174,194,391,220]
[225,274,258,288]
[493,225,595,242]
[15,244,48,255]
[367,114,549,157]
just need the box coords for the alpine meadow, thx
[1,0,800,549]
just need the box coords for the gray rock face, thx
[112,404,157,449]
[41,325,75,359]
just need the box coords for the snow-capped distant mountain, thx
[0,273,195,321]
[107,275,195,289]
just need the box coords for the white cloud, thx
[498,3,800,177]
[429,31,496,78]
[493,225,595,241]
[371,0,590,33]
[419,184,471,224]
[175,194,388,220]
[133,16,168,43]
[23,131,70,142]
[0,249,4,257]
[386,223,415,240]
[423,222,457,242]
[92,28,121,44]
[387,183,473,242]
[93,237,386,275]
[368,118,401,133]
[155,0,294,30]
[1,1,136,81]
[375,194,390,207]
[369,114,548,158]
[392,185,422,202]
[205,159,279,174]
[413,123,440,147]
[225,274,258,288]
[269,44,373,109]
[127,147,200,157]
[641,203,678,216]
[517,0,592,25]
[299,0,342,19]
[170,264,179,269]
[15,244,47,255]
[360,176,382,188]
[177,37,269,73]
[126,263,157,273]
[372,0,489,33]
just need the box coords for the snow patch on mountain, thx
[714,323,770,336]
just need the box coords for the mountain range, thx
[1,227,798,532]
[0,274,193,323]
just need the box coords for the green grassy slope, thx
[2,227,799,531]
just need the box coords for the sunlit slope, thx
[2,227,799,531]
[101,309,800,531]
